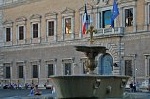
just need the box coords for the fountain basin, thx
[75,45,107,53]
[51,75,129,99]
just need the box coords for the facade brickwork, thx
[0,0,150,86]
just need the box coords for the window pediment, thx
[61,7,75,14]
[45,58,57,64]
[3,20,13,27]
[120,0,136,7]
[3,20,13,25]
[91,0,109,6]
[30,14,42,20]
[79,4,93,12]
[62,57,75,63]
[16,16,27,22]
[45,12,58,19]
[30,59,41,65]
[45,12,58,17]
[16,16,27,25]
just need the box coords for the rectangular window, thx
[48,64,54,77]
[125,60,132,76]
[64,63,71,75]
[148,59,150,76]
[33,23,38,38]
[32,65,38,78]
[125,8,133,27]
[19,26,24,40]
[102,10,111,28]
[18,65,23,78]
[6,28,11,42]
[65,18,72,34]
[6,66,11,78]
[48,21,54,36]
[149,5,150,24]
[99,12,102,28]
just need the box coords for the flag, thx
[82,4,88,34]
[111,0,119,28]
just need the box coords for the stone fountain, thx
[50,26,129,99]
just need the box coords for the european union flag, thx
[111,0,119,28]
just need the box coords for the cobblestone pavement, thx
[123,91,150,99]
[0,89,53,99]
[0,89,150,99]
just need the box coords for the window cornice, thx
[16,16,27,22]
[3,20,13,27]
[61,7,75,14]
[45,12,58,20]
[30,14,42,20]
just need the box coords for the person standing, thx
[29,87,34,96]
[34,85,42,95]
[130,82,133,92]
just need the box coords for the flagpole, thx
[84,0,87,5]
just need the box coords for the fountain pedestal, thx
[75,45,107,74]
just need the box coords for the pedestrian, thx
[29,87,34,96]
[133,82,136,92]
[130,82,133,92]
[34,85,42,95]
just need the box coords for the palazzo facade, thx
[0,0,150,86]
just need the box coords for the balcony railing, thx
[95,27,124,36]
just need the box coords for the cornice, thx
[0,0,42,10]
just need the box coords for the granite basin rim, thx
[50,75,129,99]
[50,75,129,79]
[74,45,108,53]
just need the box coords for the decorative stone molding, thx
[61,7,75,16]
[15,16,27,25]
[16,61,26,66]
[30,59,41,65]
[3,20,13,27]
[62,57,75,63]
[45,58,57,64]
[45,12,58,20]
[30,14,42,22]
[80,57,88,62]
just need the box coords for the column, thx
[79,14,83,39]
[38,59,41,84]
[133,5,137,32]
[71,16,75,40]
[144,2,148,31]
[24,61,27,84]
[144,54,150,80]
[61,16,64,40]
